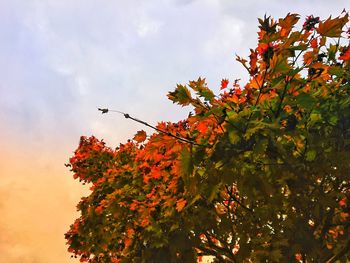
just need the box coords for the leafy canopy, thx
[66,12,350,262]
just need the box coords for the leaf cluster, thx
[66,12,350,262]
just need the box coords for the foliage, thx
[65,12,350,262]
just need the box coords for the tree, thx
[65,12,350,262]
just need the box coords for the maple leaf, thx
[249,74,264,89]
[221,79,229,89]
[227,94,239,104]
[303,15,320,31]
[249,49,258,75]
[176,198,187,212]
[133,130,147,143]
[303,50,315,65]
[310,38,318,49]
[339,48,350,61]
[279,13,300,31]
[95,206,103,214]
[258,15,277,34]
[167,84,193,106]
[317,14,349,37]
[339,198,347,206]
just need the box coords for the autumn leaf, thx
[279,13,300,32]
[167,84,193,106]
[221,79,229,89]
[227,94,239,104]
[317,14,349,37]
[249,49,258,75]
[95,206,103,214]
[339,48,350,61]
[303,51,314,65]
[310,38,318,49]
[339,197,347,207]
[176,198,187,212]
[133,130,147,143]
[270,54,290,73]
[249,74,264,89]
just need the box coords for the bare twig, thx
[98,108,207,146]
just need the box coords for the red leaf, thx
[339,48,350,61]
[221,79,229,89]
[339,197,347,206]
[310,38,318,49]
[133,130,147,143]
[95,206,103,214]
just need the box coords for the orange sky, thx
[0,138,88,263]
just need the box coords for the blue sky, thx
[0,1,348,262]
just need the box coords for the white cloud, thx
[136,15,162,37]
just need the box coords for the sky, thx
[0,0,348,262]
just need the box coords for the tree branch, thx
[98,108,208,147]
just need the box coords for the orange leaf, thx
[130,202,138,211]
[221,79,229,89]
[140,216,149,227]
[310,38,318,49]
[326,243,333,250]
[249,74,264,89]
[317,14,349,37]
[340,212,349,219]
[133,130,147,143]
[95,206,103,214]
[176,198,187,212]
[227,94,239,104]
[339,48,350,61]
[279,13,300,31]
[303,51,314,65]
[249,49,258,75]
[196,121,209,133]
[124,238,132,248]
[151,168,162,179]
[284,105,292,113]
[339,197,347,206]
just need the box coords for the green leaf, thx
[328,44,338,61]
[180,147,193,177]
[167,84,193,106]
[271,55,290,74]
[296,93,315,109]
[228,128,240,144]
[309,112,322,126]
[306,150,316,161]
[189,77,214,102]
[208,183,222,202]
[198,88,214,102]
[328,65,342,77]
[328,115,338,125]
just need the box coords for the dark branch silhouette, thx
[98,108,206,146]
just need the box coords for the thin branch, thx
[98,108,207,147]
[225,185,253,213]
[326,238,350,263]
